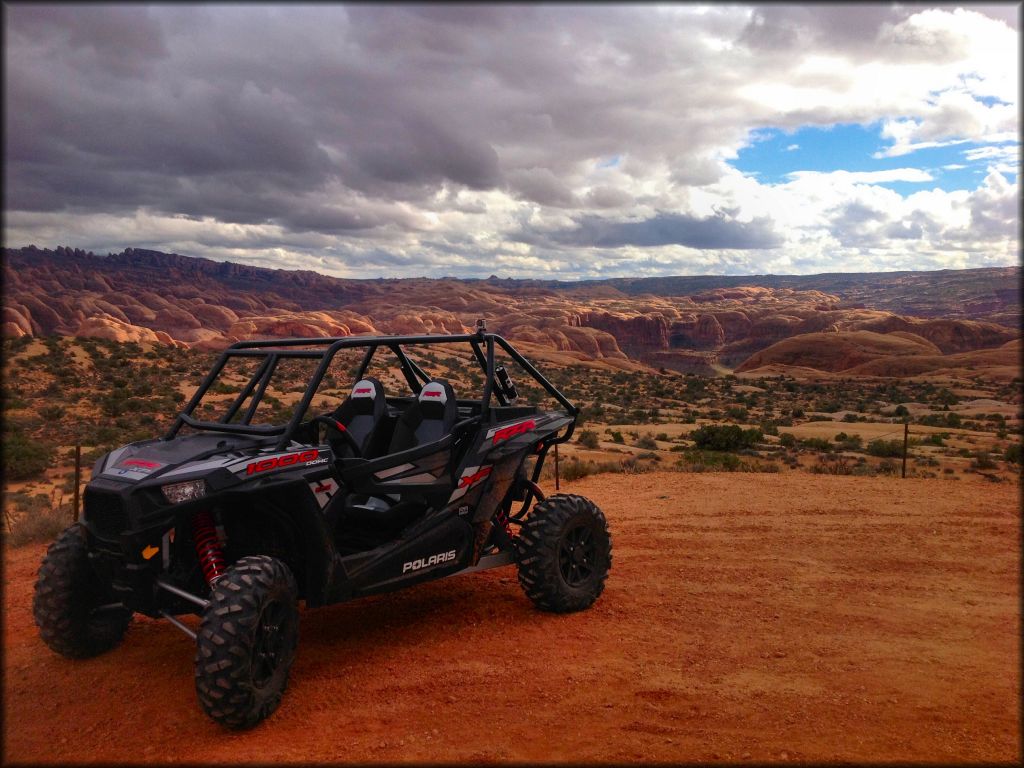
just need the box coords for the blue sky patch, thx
[731,123,1015,195]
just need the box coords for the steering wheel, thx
[311,415,363,458]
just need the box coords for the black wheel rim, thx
[252,600,287,689]
[558,523,596,588]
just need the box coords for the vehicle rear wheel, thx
[195,555,299,729]
[33,523,132,658]
[515,493,611,613]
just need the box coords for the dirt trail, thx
[3,473,1020,763]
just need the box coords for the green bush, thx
[690,424,762,452]
[919,412,962,428]
[800,437,834,453]
[577,430,600,449]
[1004,443,1022,464]
[779,433,797,448]
[2,427,54,481]
[867,439,904,458]
[610,430,625,445]
[726,406,748,421]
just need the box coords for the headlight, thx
[161,479,207,504]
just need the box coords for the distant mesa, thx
[1,245,1019,379]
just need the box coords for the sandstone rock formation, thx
[2,246,1018,379]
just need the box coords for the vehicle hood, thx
[95,432,272,483]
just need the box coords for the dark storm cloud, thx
[2,3,1018,277]
[530,212,783,251]
[3,3,742,223]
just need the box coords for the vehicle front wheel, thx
[515,493,611,613]
[33,523,132,658]
[194,555,299,729]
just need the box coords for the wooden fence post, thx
[74,444,82,521]
[901,422,909,479]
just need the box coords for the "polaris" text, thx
[402,549,456,573]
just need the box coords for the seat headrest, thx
[418,380,451,405]
[351,379,380,400]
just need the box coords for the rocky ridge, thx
[2,246,1018,377]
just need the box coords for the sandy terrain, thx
[3,472,1020,763]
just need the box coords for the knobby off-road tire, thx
[515,493,611,613]
[33,523,132,658]
[195,555,299,729]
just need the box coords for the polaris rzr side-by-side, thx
[34,321,612,728]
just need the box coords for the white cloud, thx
[787,168,935,184]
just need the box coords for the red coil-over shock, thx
[495,503,514,539]
[193,509,226,584]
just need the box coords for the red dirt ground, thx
[3,472,1020,763]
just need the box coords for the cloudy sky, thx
[3,3,1020,279]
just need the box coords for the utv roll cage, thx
[164,326,578,508]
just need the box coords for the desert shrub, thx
[555,456,653,481]
[834,432,863,450]
[811,456,857,475]
[690,424,762,452]
[779,433,797,448]
[759,421,779,436]
[636,451,661,461]
[893,405,909,418]
[726,406,748,421]
[2,427,53,481]
[919,412,962,428]
[5,491,72,547]
[609,430,625,445]
[877,459,900,475]
[919,432,947,446]
[577,430,600,449]
[39,404,66,420]
[842,413,861,423]
[970,451,997,470]
[814,400,844,413]
[808,415,833,422]
[656,433,670,442]
[800,437,834,453]
[559,458,594,482]
[635,435,658,450]
[677,449,742,471]
[1004,444,1022,464]
[867,439,904,458]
